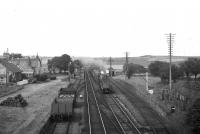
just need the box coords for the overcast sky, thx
[0,0,200,57]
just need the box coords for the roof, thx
[105,65,123,70]
[12,58,33,73]
[0,59,22,73]
[11,57,42,73]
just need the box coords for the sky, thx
[0,0,200,57]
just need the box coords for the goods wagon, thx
[98,73,113,94]
[50,88,76,121]
[99,79,113,94]
[59,87,76,96]
[101,82,111,94]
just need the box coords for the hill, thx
[94,55,200,67]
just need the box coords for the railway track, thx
[110,78,173,134]
[39,118,70,134]
[53,122,70,134]
[40,79,82,134]
[85,71,107,134]
[88,71,143,134]
[106,94,142,134]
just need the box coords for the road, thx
[0,76,68,134]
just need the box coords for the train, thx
[100,81,112,94]
[99,74,113,94]
[50,87,76,121]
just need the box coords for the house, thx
[40,57,52,73]
[11,56,43,78]
[0,59,22,84]
[105,64,124,75]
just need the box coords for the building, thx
[105,64,124,75]
[0,59,22,84]
[11,56,43,78]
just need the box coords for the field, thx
[93,55,194,67]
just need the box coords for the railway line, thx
[85,71,107,134]
[106,94,142,134]
[86,71,143,134]
[53,122,70,134]
[110,78,173,134]
[39,118,71,134]
[40,79,82,134]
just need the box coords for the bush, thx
[28,78,37,83]
[186,98,200,133]
[50,76,56,80]
[35,74,48,81]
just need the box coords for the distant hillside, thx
[94,55,200,67]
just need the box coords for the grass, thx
[114,75,200,133]
[0,85,24,97]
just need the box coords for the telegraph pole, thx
[166,33,175,97]
[145,67,148,91]
[68,62,71,81]
[125,52,129,79]
[109,56,112,77]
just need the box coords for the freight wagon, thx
[99,78,113,94]
[101,82,112,94]
[50,88,76,121]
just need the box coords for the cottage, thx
[0,59,22,84]
[11,56,43,78]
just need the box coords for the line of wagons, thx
[50,87,76,121]
[98,74,113,94]
[50,73,113,121]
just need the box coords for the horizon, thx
[2,52,200,58]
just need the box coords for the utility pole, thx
[166,33,175,99]
[125,52,129,79]
[5,68,8,87]
[109,56,112,77]
[145,67,148,91]
[68,62,71,82]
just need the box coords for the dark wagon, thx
[50,88,76,121]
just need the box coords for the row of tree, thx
[123,63,146,79]
[47,54,83,74]
[124,58,200,82]
[148,61,183,82]
[180,58,200,79]
[149,58,200,81]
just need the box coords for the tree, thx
[186,58,200,80]
[180,60,191,79]
[59,54,72,72]
[123,63,146,79]
[69,62,75,74]
[149,61,168,77]
[73,60,83,69]
[9,53,23,59]
[149,61,183,82]
[47,54,72,73]
[47,59,54,73]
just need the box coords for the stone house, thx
[11,56,42,78]
[0,59,22,84]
